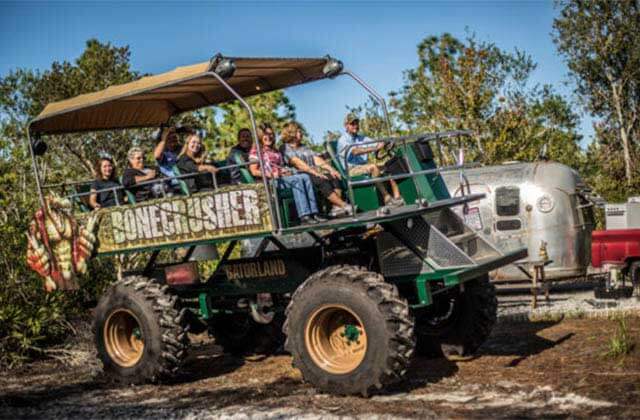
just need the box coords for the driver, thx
[336,113,403,207]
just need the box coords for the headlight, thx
[536,194,555,213]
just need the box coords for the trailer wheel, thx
[94,276,188,383]
[284,265,414,396]
[211,313,285,356]
[415,275,496,359]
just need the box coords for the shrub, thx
[604,316,635,359]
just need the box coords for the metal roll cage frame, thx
[26,60,475,233]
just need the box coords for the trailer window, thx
[496,187,520,216]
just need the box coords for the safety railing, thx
[339,130,478,209]
[48,158,259,211]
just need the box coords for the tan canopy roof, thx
[30,56,332,134]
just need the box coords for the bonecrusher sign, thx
[111,190,261,243]
[87,185,272,253]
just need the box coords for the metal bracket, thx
[143,250,161,276]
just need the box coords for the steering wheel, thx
[375,139,397,161]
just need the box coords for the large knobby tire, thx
[414,275,497,359]
[94,275,189,383]
[284,265,414,396]
[211,313,285,356]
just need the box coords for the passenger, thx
[176,133,219,193]
[226,128,253,184]
[154,126,181,180]
[89,155,123,209]
[280,122,352,218]
[337,113,403,207]
[122,147,159,202]
[249,123,326,225]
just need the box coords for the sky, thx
[0,0,593,145]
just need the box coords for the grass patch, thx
[604,316,635,359]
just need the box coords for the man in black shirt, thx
[226,128,253,184]
[122,147,158,203]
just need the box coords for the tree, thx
[0,39,298,366]
[390,33,583,167]
[1,39,143,179]
[203,91,297,160]
[553,0,640,186]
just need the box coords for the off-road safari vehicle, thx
[26,55,527,396]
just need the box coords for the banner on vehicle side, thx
[83,184,272,254]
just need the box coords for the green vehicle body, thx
[72,133,525,319]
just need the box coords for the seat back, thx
[170,166,191,195]
[325,140,347,178]
[213,159,231,185]
[230,152,256,184]
[325,140,381,211]
[120,176,137,204]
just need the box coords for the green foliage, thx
[0,150,84,368]
[389,33,583,167]
[553,0,640,193]
[203,91,297,160]
[0,39,297,368]
[604,316,634,359]
[0,282,78,368]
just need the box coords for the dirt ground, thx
[1,312,639,419]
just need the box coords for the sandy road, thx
[2,307,639,419]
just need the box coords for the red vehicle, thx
[591,229,640,298]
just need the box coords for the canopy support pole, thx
[339,70,421,209]
[205,71,279,232]
[26,128,46,208]
[340,70,392,137]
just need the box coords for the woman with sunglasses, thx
[249,123,326,225]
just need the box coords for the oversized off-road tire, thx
[94,275,188,384]
[414,275,496,359]
[284,265,414,396]
[211,313,285,356]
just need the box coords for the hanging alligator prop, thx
[26,195,98,292]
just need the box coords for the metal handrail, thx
[339,131,477,207]
[348,163,481,187]
[204,71,279,233]
[67,159,259,208]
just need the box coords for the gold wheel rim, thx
[304,304,368,375]
[104,309,144,368]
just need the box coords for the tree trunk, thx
[620,127,633,185]
[611,81,634,185]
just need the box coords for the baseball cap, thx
[344,112,360,125]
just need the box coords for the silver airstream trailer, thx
[442,161,595,282]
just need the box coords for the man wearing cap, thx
[336,113,403,206]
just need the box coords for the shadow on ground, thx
[0,318,581,417]
[478,319,573,366]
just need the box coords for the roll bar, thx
[339,130,475,209]
[27,70,282,231]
